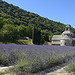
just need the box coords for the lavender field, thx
[0,44,75,74]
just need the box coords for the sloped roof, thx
[52,35,61,40]
[72,38,75,40]
[61,35,72,40]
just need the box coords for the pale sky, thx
[3,0,75,28]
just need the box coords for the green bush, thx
[0,54,9,66]
[12,60,32,74]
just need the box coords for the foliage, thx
[17,25,27,37]
[13,60,32,74]
[0,17,5,29]
[0,0,75,42]
[32,26,42,45]
[1,24,19,41]
[0,72,8,75]
[68,61,75,73]
[32,26,37,44]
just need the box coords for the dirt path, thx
[46,66,74,75]
[0,65,74,75]
[33,63,75,75]
[0,66,13,72]
[0,66,15,75]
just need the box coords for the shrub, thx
[12,60,32,75]
[68,61,75,73]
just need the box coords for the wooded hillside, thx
[0,0,75,43]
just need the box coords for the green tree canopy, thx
[2,24,18,41]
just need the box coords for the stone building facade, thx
[51,25,75,46]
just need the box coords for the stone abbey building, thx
[51,25,75,46]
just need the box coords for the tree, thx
[49,35,53,42]
[2,24,19,41]
[37,28,41,45]
[26,26,32,38]
[32,26,37,44]
[41,30,50,41]
[32,26,43,45]
[17,25,27,37]
[0,17,5,29]
[40,35,45,44]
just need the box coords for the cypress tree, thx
[32,26,44,45]
[37,28,41,45]
[32,26,37,44]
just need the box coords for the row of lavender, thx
[0,44,75,73]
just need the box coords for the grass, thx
[0,40,33,45]
[16,40,33,45]
[0,42,16,45]
[0,69,12,75]
[0,72,7,75]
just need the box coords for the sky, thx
[3,0,75,28]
